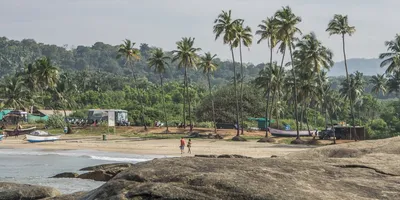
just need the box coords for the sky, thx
[0,0,397,64]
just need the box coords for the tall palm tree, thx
[386,71,400,95]
[213,10,242,137]
[256,16,278,135]
[274,6,302,139]
[295,32,334,128]
[370,74,387,96]
[148,48,171,131]
[172,37,201,131]
[379,34,400,74]
[34,57,59,90]
[52,73,77,119]
[116,39,147,130]
[326,14,356,140]
[199,52,218,133]
[232,21,253,134]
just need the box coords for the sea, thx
[0,147,166,194]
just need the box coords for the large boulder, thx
[77,163,134,182]
[77,137,400,200]
[51,172,79,178]
[44,191,87,200]
[78,170,114,182]
[0,182,60,200]
[80,163,133,171]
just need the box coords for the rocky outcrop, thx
[0,182,60,200]
[51,172,79,178]
[71,137,400,200]
[78,170,114,182]
[79,163,133,171]
[44,191,87,200]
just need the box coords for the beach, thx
[0,134,314,158]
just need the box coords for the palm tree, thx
[379,34,400,74]
[232,21,253,135]
[0,76,31,110]
[295,32,334,128]
[199,52,218,133]
[172,37,201,131]
[370,74,387,96]
[213,10,243,137]
[116,39,147,130]
[386,71,400,95]
[34,57,59,90]
[256,16,278,135]
[52,73,77,119]
[326,14,356,140]
[148,48,171,131]
[274,6,302,139]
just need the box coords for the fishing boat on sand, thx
[5,126,37,136]
[26,134,61,143]
[269,128,311,137]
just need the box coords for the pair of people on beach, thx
[180,137,191,154]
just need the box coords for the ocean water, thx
[0,148,166,194]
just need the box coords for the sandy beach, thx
[0,134,314,158]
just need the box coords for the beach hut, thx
[247,118,275,131]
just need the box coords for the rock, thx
[257,137,276,143]
[44,191,87,200]
[231,135,247,141]
[51,172,79,178]
[77,137,400,200]
[0,182,61,200]
[195,155,218,158]
[217,154,251,158]
[80,163,132,171]
[78,170,114,182]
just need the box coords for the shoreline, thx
[0,135,314,158]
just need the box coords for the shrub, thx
[46,112,66,128]
[196,121,214,128]
[70,110,87,119]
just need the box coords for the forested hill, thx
[0,37,385,85]
[330,58,384,76]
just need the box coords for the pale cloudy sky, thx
[0,0,397,63]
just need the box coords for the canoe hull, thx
[26,135,61,143]
[270,128,311,137]
[5,127,37,136]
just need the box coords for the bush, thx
[70,110,87,119]
[196,121,214,128]
[46,112,66,128]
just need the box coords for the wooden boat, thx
[270,128,311,137]
[26,134,61,143]
[4,127,37,136]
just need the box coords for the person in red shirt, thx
[180,137,186,154]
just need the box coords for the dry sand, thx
[0,134,314,158]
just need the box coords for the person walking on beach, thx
[187,139,192,154]
[180,137,186,154]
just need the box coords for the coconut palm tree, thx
[172,37,201,131]
[379,34,400,74]
[274,6,302,139]
[256,16,278,135]
[213,10,242,137]
[52,73,77,119]
[116,39,147,130]
[326,14,356,139]
[232,21,253,134]
[34,57,59,90]
[199,52,218,133]
[370,74,387,96]
[294,32,334,128]
[0,76,31,110]
[386,71,400,95]
[148,48,171,131]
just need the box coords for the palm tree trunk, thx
[183,67,187,129]
[265,88,271,137]
[300,104,304,130]
[288,41,300,139]
[305,102,311,135]
[132,72,147,130]
[207,73,217,133]
[239,42,245,135]
[317,68,328,129]
[160,74,168,131]
[269,88,276,124]
[229,43,240,137]
[188,78,192,132]
[342,34,357,141]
